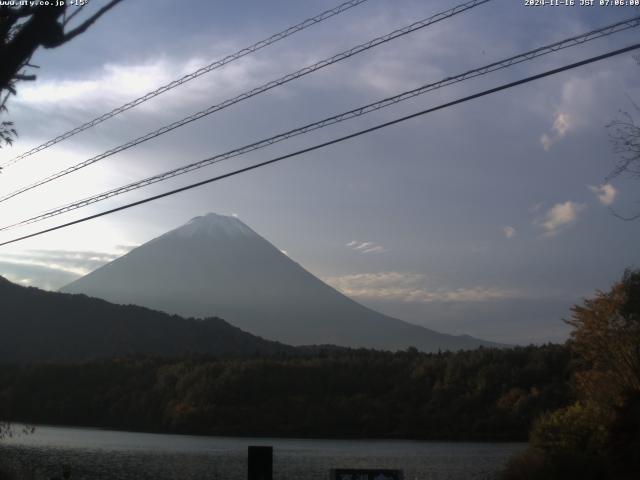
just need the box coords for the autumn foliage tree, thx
[571,269,640,478]
[567,269,640,405]
[503,269,640,480]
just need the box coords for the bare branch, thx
[606,101,640,185]
[13,73,36,81]
[52,0,124,47]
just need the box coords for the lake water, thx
[0,425,525,480]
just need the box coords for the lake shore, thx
[0,425,526,480]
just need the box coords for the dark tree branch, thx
[13,73,36,81]
[1,5,38,21]
[606,103,640,183]
[0,1,124,149]
[52,0,124,46]
[0,6,66,87]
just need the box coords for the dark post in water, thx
[248,445,273,480]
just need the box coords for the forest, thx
[0,344,571,441]
[1,270,638,479]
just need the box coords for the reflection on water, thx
[0,425,525,480]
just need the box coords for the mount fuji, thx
[61,213,500,351]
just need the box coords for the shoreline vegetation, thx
[0,343,572,442]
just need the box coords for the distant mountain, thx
[62,213,501,352]
[0,275,294,363]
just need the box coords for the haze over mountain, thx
[0,275,294,363]
[62,213,501,352]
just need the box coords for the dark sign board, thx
[331,469,404,480]
[248,446,272,480]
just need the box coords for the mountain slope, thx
[0,276,294,363]
[62,213,501,352]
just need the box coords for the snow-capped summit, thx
[62,214,500,352]
[170,213,256,239]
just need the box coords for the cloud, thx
[536,70,615,152]
[540,111,571,151]
[354,52,443,95]
[328,272,426,288]
[2,274,33,286]
[115,244,139,254]
[553,112,571,137]
[15,55,261,115]
[535,201,586,236]
[0,261,81,291]
[588,184,617,206]
[323,272,517,304]
[362,246,385,254]
[18,60,174,107]
[0,257,92,277]
[346,240,386,254]
[503,226,516,239]
[354,242,374,250]
[0,248,128,278]
[540,133,553,152]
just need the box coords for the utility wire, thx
[0,0,491,204]
[2,15,638,232]
[1,43,637,248]
[0,0,371,169]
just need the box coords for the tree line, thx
[0,343,572,441]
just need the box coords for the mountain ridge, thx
[0,275,296,363]
[62,213,502,352]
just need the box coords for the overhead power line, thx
[0,0,371,169]
[2,15,638,233]
[1,42,638,248]
[0,0,491,204]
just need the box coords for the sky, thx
[0,0,639,345]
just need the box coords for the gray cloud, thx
[0,261,81,291]
[0,247,133,284]
[588,183,617,206]
[503,226,516,239]
[534,201,587,236]
[323,271,519,304]
[346,241,386,254]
